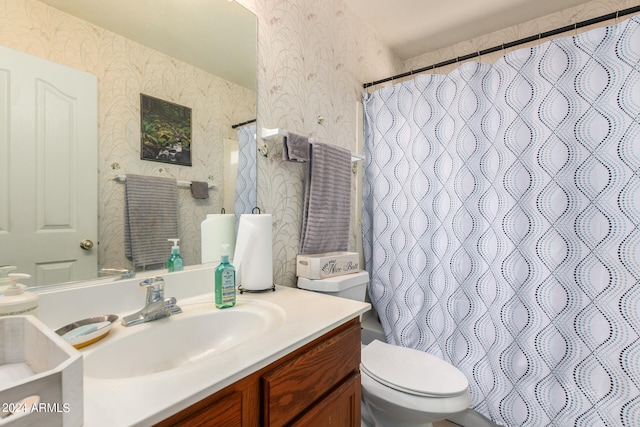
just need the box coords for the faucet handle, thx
[140,276,165,302]
[140,276,164,288]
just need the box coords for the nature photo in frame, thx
[140,94,192,166]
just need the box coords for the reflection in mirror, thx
[234,122,258,219]
[0,0,257,287]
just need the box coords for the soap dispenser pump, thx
[0,266,17,294]
[167,239,184,272]
[0,273,39,317]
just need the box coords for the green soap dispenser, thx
[215,244,236,309]
[167,239,184,272]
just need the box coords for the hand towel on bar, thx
[190,181,209,199]
[282,132,310,162]
[300,141,352,254]
[124,174,178,267]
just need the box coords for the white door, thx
[0,46,98,286]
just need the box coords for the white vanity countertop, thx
[34,268,370,427]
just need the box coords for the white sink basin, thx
[83,300,285,379]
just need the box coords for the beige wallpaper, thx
[0,0,400,287]
[0,0,256,272]
[239,0,402,287]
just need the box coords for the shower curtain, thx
[362,15,640,427]
[235,123,257,221]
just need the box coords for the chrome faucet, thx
[121,277,182,327]
[99,268,135,280]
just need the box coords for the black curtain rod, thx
[363,5,640,89]
[231,118,256,129]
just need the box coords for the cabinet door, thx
[262,321,361,426]
[292,374,361,427]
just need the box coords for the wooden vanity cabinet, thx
[156,317,362,426]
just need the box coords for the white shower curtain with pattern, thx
[362,15,640,427]
[235,123,257,221]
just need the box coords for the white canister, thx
[0,273,39,317]
[201,214,236,264]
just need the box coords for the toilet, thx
[297,271,471,427]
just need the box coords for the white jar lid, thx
[361,340,469,397]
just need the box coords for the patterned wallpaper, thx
[0,0,399,287]
[239,0,401,287]
[0,0,256,272]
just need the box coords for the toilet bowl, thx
[361,339,470,426]
[297,272,471,427]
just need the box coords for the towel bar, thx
[113,174,215,189]
[261,128,365,162]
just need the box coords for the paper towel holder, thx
[234,210,274,293]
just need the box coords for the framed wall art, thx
[140,94,192,166]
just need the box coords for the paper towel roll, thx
[233,214,273,290]
[201,214,236,264]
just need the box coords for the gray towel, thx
[190,181,209,199]
[300,141,352,254]
[283,132,310,162]
[124,174,178,267]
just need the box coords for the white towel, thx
[300,141,352,254]
[124,174,178,267]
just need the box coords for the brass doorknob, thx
[80,239,94,250]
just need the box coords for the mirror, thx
[0,0,257,287]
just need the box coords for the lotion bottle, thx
[167,239,184,272]
[215,244,236,308]
[0,273,39,317]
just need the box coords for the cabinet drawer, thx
[262,321,361,426]
[154,373,260,427]
[161,391,242,427]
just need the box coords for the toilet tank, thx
[297,271,369,301]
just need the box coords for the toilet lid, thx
[361,340,469,397]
